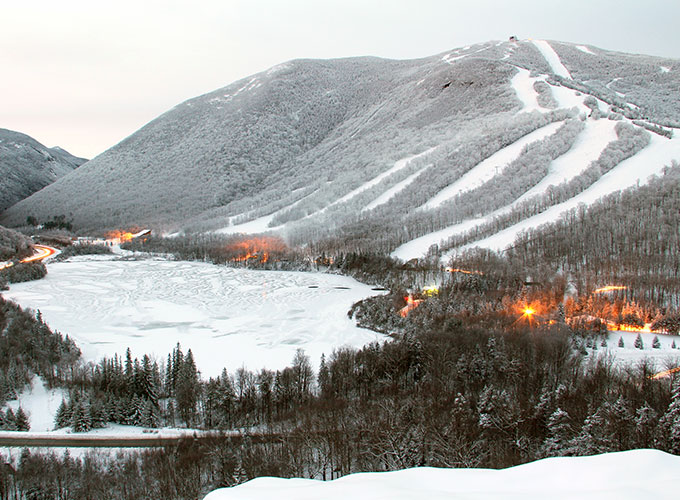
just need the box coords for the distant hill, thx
[0,128,87,212]
[2,40,678,259]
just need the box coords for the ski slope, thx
[532,39,572,79]
[2,259,387,378]
[362,166,430,212]
[331,147,437,208]
[204,449,680,500]
[512,118,618,204]
[511,67,546,113]
[419,121,563,211]
[457,132,680,253]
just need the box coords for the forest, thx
[2,243,680,498]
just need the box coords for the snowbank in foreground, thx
[204,449,680,500]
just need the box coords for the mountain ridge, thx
[0,128,87,212]
[2,39,678,260]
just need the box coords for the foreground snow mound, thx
[204,450,680,500]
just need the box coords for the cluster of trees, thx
[0,226,33,261]
[0,262,47,287]
[0,298,80,410]
[504,165,680,307]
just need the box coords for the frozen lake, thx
[2,258,387,377]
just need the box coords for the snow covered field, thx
[204,449,680,500]
[2,258,387,378]
[602,330,680,369]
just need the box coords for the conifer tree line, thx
[0,296,80,431]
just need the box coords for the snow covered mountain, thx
[2,40,678,259]
[0,128,86,212]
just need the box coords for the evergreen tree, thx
[658,379,680,453]
[176,349,199,426]
[71,399,91,432]
[541,407,573,457]
[652,336,661,349]
[618,336,624,348]
[634,333,644,349]
[15,406,30,431]
[54,399,71,429]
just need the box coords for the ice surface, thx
[204,449,680,500]
[2,259,387,377]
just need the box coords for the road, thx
[0,244,59,270]
[0,430,286,448]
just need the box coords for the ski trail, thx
[334,147,437,206]
[362,165,430,212]
[532,40,571,79]
[216,190,317,235]
[511,67,545,113]
[419,121,563,211]
[512,119,618,204]
[454,133,680,253]
[392,119,619,260]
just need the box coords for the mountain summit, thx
[2,39,678,258]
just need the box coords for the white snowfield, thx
[2,259,387,378]
[419,121,564,211]
[204,449,680,500]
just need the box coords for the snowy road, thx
[2,258,387,377]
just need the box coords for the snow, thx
[575,45,596,55]
[549,83,590,113]
[532,39,572,79]
[362,166,430,212]
[4,377,66,432]
[394,121,679,262]
[216,213,280,235]
[512,118,618,205]
[204,449,680,500]
[600,330,680,368]
[510,67,545,113]
[331,147,437,208]
[419,121,563,211]
[660,66,670,73]
[458,132,680,253]
[1,259,387,378]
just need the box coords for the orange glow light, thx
[523,307,536,317]
[445,267,484,275]
[593,285,628,293]
[650,366,680,380]
[226,236,287,264]
[399,295,423,317]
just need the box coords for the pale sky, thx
[1,0,678,159]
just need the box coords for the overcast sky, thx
[1,0,678,158]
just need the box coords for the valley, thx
[1,31,680,499]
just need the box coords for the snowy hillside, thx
[0,128,86,211]
[2,40,678,261]
[204,449,680,500]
